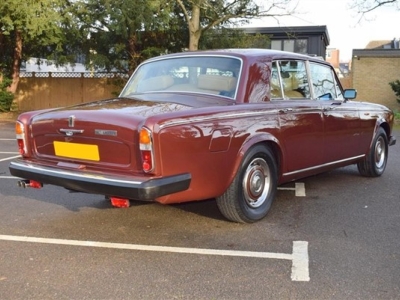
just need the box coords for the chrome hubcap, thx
[375,136,386,170]
[243,158,271,208]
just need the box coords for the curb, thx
[0,112,19,121]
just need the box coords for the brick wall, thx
[352,56,400,111]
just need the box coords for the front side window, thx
[309,63,343,100]
[275,60,311,99]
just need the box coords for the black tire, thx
[357,127,388,177]
[216,144,278,223]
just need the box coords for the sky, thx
[245,0,400,61]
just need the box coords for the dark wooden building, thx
[243,26,330,58]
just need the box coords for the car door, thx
[309,62,362,163]
[271,60,324,174]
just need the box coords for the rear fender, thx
[226,132,282,189]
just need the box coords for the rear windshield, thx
[120,56,242,99]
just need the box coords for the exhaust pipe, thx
[18,180,43,189]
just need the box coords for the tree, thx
[0,0,70,94]
[174,0,295,51]
[74,0,178,74]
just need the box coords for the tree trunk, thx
[128,34,139,75]
[8,29,23,94]
[188,5,201,51]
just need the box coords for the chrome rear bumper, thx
[9,159,191,201]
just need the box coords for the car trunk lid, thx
[29,98,192,172]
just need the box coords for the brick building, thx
[352,38,400,111]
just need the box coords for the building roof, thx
[353,49,400,57]
[365,40,392,49]
[242,26,330,45]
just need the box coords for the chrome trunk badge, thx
[95,129,117,136]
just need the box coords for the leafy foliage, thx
[389,80,400,104]
[0,76,14,112]
[0,0,69,74]
[1,0,293,98]
[73,0,181,74]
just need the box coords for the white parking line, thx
[0,155,20,162]
[0,234,310,281]
[0,138,15,141]
[278,182,306,197]
[0,176,18,179]
[0,152,19,154]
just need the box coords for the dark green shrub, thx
[0,77,14,112]
[389,80,400,104]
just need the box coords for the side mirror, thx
[343,89,357,100]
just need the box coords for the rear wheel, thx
[357,127,388,177]
[216,144,278,223]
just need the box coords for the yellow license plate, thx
[54,141,100,161]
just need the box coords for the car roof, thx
[146,49,329,65]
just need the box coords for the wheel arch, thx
[227,133,283,189]
[378,120,390,139]
[370,118,390,149]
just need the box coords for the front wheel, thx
[216,144,278,223]
[357,127,388,177]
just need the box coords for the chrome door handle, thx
[323,106,334,111]
[279,108,293,113]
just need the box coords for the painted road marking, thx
[0,139,16,141]
[278,182,306,197]
[0,176,18,179]
[0,234,310,281]
[0,152,19,154]
[0,155,20,162]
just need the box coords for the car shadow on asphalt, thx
[171,198,226,221]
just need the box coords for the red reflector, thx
[29,180,42,189]
[141,150,152,172]
[17,139,24,155]
[142,161,151,172]
[110,197,130,208]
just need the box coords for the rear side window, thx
[270,60,311,99]
[309,63,344,100]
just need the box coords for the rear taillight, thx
[139,127,154,173]
[15,121,27,155]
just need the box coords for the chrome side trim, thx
[158,110,279,129]
[282,155,365,177]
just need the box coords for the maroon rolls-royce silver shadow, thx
[9,49,396,223]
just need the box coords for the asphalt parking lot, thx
[0,119,399,299]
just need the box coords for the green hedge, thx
[0,77,14,112]
[389,80,400,104]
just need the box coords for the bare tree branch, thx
[350,0,399,22]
